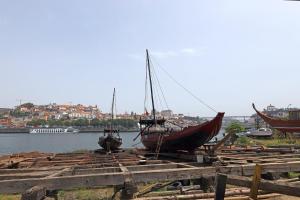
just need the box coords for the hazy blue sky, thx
[1,0,299,116]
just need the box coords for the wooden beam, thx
[1,161,300,194]
[214,173,227,200]
[74,167,121,175]
[250,164,262,200]
[0,166,66,174]
[219,161,300,176]
[0,171,51,180]
[135,189,251,200]
[0,167,215,194]
[126,163,180,171]
[226,174,300,197]
[46,167,73,178]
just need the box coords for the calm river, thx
[0,132,142,155]
[0,130,225,155]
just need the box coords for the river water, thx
[0,130,225,155]
[0,132,142,155]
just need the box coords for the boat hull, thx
[98,135,122,151]
[253,104,300,133]
[141,112,224,152]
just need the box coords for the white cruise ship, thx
[29,127,79,134]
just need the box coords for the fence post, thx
[214,173,227,200]
[250,164,262,200]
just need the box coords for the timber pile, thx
[0,150,166,169]
[217,146,300,165]
[0,148,300,199]
[134,190,282,200]
[0,151,53,168]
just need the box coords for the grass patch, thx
[288,172,300,179]
[57,187,113,200]
[235,136,253,146]
[252,138,300,147]
[0,194,20,200]
[234,134,300,147]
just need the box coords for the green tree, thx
[90,118,100,127]
[225,121,245,134]
[27,119,47,126]
[10,110,30,117]
[73,118,89,127]
[64,120,71,127]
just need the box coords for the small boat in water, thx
[98,88,122,151]
[253,103,300,133]
[138,50,224,152]
[29,127,79,134]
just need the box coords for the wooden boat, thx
[98,88,122,151]
[252,103,300,133]
[247,128,273,138]
[138,50,224,152]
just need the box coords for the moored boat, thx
[138,50,224,152]
[98,88,122,151]
[29,127,79,134]
[252,103,300,133]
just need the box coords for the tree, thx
[73,118,89,127]
[64,120,71,127]
[225,121,245,134]
[90,118,100,127]
[26,119,47,127]
[20,103,34,109]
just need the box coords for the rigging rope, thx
[150,63,165,112]
[150,55,218,113]
[153,80,164,112]
[150,59,170,111]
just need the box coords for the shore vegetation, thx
[26,118,138,129]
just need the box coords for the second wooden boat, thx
[252,103,300,133]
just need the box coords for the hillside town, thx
[0,103,299,130]
[0,103,193,128]
[0,103,133,128]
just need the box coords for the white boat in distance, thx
[29,127,80,134]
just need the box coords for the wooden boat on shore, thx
[140,113,224,151]
[138,50,224,152]
[247,128,273,138]
[252,103,300,133]
[98,88,122,151]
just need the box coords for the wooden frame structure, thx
[1,148,300,199]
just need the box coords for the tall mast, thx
[146,49,156,124]
[110,88,116,131]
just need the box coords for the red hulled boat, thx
[138,50,224,152]
[252,103,300,133]
[140,112,224,151]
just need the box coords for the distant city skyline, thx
[1,0,300,116]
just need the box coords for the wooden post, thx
[250,164,262,200]
[214,173,227,200]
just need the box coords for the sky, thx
[0,0,300,116]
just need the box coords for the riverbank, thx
[0,127,138,134]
